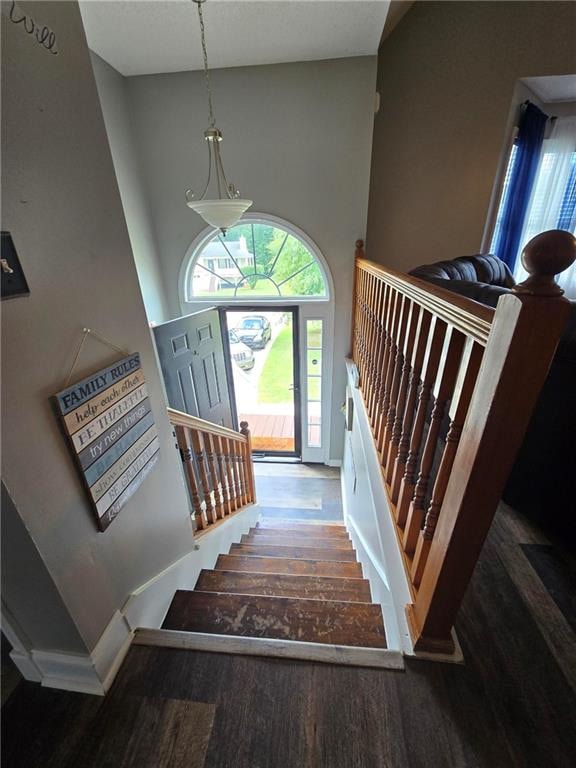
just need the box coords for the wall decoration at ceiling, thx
[54,353,160,531]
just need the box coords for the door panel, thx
[153,309,233,428]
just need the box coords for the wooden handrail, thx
[356,257,494,345]
[168,407,248,443]
[352,230,575,653]
[168,408,255,532]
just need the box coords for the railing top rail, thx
[168,408,248,443]
[356,258,495,345]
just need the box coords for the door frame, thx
[219,305,302,458]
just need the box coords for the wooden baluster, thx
[361,270,373,392]
[231,438,243,508]
[234,439,246,507]
[222,437,238,512]
[362,273,375,404]
[175,425,207,530]
[377,291,406,454]
[240,421,256,504]
[213,435,231,516]
[358,269,369,386]
[355,268,365,379]
[367,281,387,423]
[365,273,380,408]
[403,327,466,555]
[239,439,249,506]
[396,316,447,525]
[390,309,432,503]
[385,303,422,482]
[205,432,224,520]
[406,231,575,652]
[190,429,217,524]
[381,295,412,461]
[370,285,394,432]
[371,283,393,430]
[411,340,484,586]
[350,240,364,359]
[374,288,400,447]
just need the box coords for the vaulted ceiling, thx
[79,0,391,77]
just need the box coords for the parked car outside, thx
[228,330,255,371]
[235,315,272,350]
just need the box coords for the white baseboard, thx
[9,649,42,683]
[326,459,342,467]
[5,506,261,697]
[122,504,261,631]
[24,610,133,696]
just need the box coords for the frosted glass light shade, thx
[187,199,253,230]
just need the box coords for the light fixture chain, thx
[195,0,216,128]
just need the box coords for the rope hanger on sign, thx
[63,327,131,388]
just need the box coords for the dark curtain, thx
[492,101,548,270]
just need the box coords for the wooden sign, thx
[54,353,160,531]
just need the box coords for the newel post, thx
[350,239,365,359]
[406,230,576,653]
[240,421,256,504]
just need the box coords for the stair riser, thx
[215,554,364,579]
[255,522,348,536]
[251,525,349,539]
[230,544,357,562]
[195,569,372,603]
[240,534,353,550]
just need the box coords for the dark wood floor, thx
[3,503,576,767]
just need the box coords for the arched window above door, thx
[182,216,330,302]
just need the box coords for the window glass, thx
[306,319,323,448]
[190,221,327,299]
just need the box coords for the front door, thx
[153,308,233,428]
[222,307,301,457]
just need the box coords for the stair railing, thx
[350,231,575,653]
[168,408,256,533]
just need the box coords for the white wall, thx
[122,57,377,460]
[1,0,193,654]
[89,52,169,325]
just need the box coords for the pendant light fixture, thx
[185,0,252,234]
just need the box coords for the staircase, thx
[157,520,398,667]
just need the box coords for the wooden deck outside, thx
[239,412,294,452]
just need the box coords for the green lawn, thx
[258,326,293,404]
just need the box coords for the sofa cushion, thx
[410,253,515,288]
[411,277,510,308]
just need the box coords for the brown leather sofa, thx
[409,253,576,547]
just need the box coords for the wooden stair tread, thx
[215,554,363,578]
[255,522,347,536]
[230,543,357,562]
[195,569,372,603]
[162,590,386,649]
[240,534,353,550]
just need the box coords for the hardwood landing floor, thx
[3,503,576,768]
[253,461,344,522]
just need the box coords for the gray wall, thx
[90,52,169,325]
[124,57,377,460]
[1,483,86,653]
[366,1,576,272]
[1,0,193,652]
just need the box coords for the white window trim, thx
[178,212,334,306]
